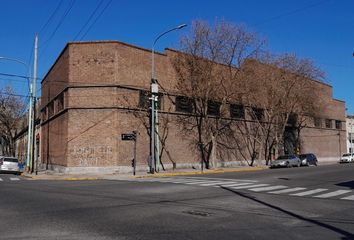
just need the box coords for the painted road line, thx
[249,185,288,192]
[182,177,258,182]
[0,178,3,181]
[290,188,328,196]
[231,184,269,190]
[341,195,354,201]
[10,177,20,181]
[199,181,236,186]
[219,182,254,187]
[185,180,225,185]
[314,190,352,198]
[269,187,307,194]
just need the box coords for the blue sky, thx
[0,0,353,114]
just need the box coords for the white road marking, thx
[269,187,307,194]
[341,195,354,201]
[185,180,225,185]
[290,188,328,196]
[314,190,352,198]
[183,177,258,182]
[199,181,236,186]
[230,184,269,189]
[219,182,254,187]
[10,177,20,181]
[249,185,288,192]
[0,178,3,181]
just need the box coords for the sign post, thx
[121,131,137,175]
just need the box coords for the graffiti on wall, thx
[70,145,113,167]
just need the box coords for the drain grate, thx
[183,210,212,217]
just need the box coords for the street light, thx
[0,57,33,170]
[149,24,187,173]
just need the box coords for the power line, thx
[73,0,105,41]
[254,0,332,27]
[79,0,113,41]
[40,0,76,55]
[0,72,41,81]
[39,0,65,35]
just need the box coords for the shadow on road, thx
[336,181,354,189]
[220,186,354,240]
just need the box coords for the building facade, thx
[39,41,346,173]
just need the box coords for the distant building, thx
[37,41,346,173]
[346,115,354,154]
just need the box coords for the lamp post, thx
[149,24,187,173]
[0,57,32,170]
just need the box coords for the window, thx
[251,107,264,121]
[138,90,162,110]
[335,120,342,130]
[325,119,332,128]
[207,101,221,116]
[230,104,245,119]
[175,96,193,113]
[57,93,64,112]
[47,102,54,118]
[314,117,321,127]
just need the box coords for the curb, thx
[134,166,267,178]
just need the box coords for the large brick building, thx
[39,41,346,173]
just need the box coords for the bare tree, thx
[172,19,263,169]
[0,86,25,156]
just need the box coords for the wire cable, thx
[73,0,105,41]
[39,0,65,35]
[79,0,113,41]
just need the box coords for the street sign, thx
[121,133,136,141]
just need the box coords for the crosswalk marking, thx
[269,187,307,194]
[249,185,287,192]
[314,190,352,198]
[341,195,354,201]
[185,180,225,185]
[199,181,235,186]
[291,188,328,196]
[10,177,20,181]
[0,178,2,181]
[219,182,254,187]
[230,184,269,189]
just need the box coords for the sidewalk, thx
[21,165,267,181]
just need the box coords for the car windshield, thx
[342,154,352,157]
[298,155,307,160]
[3,158,18,163]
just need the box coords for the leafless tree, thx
[0,86,25,156]
[172,19,263,168]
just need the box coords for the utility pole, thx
[31,33,38,174]
[26,85,33,171]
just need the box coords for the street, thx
[0,164,353,240]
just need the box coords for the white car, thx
[0,156,20,174]
[339,153,354,163]
[270,154,301,168]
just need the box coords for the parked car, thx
[299,153,318,166]
[0,156,20,174]
[339,153,354,164]
[270,154,301,168]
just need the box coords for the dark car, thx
[299,153,318,166]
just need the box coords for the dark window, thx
[251,107,264,121]
[138,90,162,110]
[335,120,342,129]
[230,104,245,119]
[287,113,297,125]
[314,117,321,127]
[325,119,332,128]
[175,96,193,113]
[207,101,221,116]
[57,93,64,112]
[48,102,54,118]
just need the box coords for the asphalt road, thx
[0,164,353,240]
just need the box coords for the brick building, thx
[39,41,346,173]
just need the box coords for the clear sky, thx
[0,0,353,114]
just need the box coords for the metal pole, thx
[350,123,353,154]
[150,24,187,173]
[31,33,38,174]
[26,84,33,171]
[133,131,137,176]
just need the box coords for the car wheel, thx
[286,162,291,168]
[314,161,318,166]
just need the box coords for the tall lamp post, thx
[0,57,32,170]
[149,24,187,173]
